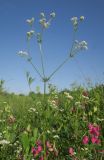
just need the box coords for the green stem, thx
[38,43,45,78]
[26,38,43,79]
[48,56,70,80]
[44,81,46,95]
[26,39,30,53]
[28,60,43,79]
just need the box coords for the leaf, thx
[33,128,38,142]
[28,77,35,85]
[21,132,29,153]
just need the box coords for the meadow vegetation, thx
[0,83,104,160]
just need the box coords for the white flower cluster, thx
[28,107,36,112]
[0,139,10,145]
[28,107,38,114]
[64,92,73,100]
[0,119,5,122]
[53,135,59,139]
[27,30,35,40]
[17,51,29,58]
[48,99,58,109]
[70,40,88,57]
[75,101,81,106]
[39,12,56,29]
[26,17,34,26]
[75,40,88,50]
[82,94,89,100]
[71,16,85,31]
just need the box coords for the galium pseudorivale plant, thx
[17,12,88,94]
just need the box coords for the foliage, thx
[0,84,104,160]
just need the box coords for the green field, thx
[0,83,104,160]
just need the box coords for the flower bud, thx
[80,16,85,21]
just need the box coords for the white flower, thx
[59,109,64,112]
[75,101,80,105]
[71,40,88,57]
[80,16,85,21]
[53,135,59,139]
[79,41,88,50]
[80,40,87,46]
[0,139,10,145]
[27,30,35,39]
[30,30,35,34]
[28,108,36,112]
[39,18,46,24]
[39,19,50,29]
[54,95,58,99]
[17,51,29,57]
[40,12,45,18]
[64,92,69,96]
[26,17,34,25]
[47,130,51,134]
[70,40,88,57]
[82,95,89,99]
[71,16,85,31]
[64,92,73,100]
[26,19,31,23]
[71,17,78,22]
[67,95,73,100]
[50,12,56,18]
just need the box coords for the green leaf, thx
[28,77,35,85]
[21,132,29,153]
[33,128,38,142]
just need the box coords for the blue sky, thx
[0,0,104,93]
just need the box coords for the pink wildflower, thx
[32,142,43,158]
[69,147,74,156]
[82,136,89,144]
[88,123,100,137]
[91,136,101,144]
[37,145,43,153]
[39,156,44,160]
[88,123,93,130]
[34,150,39,157]
[31,147,36,154]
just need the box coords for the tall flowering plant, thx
[17,12,88,94]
